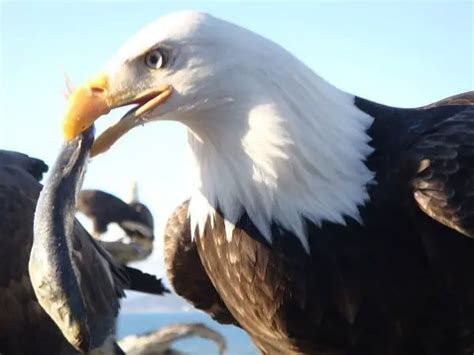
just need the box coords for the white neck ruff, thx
[185,63,374,252]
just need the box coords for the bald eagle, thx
[62,11,474,354]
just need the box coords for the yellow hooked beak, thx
[62,73,110,140]
[62,72,173,155]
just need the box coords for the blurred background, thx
[1,1,472,354]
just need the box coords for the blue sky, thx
[1,1,472,275]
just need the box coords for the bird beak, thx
[62,73,110,140]
[90,106,139,157]
[62,72,173,154]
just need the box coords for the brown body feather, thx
[164,200,238,326]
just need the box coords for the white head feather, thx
[105,11,375,252]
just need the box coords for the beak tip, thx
[62,123,75,141]
[62,114,83,140]
[61,79,110,141]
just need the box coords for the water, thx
[118,312,258,355]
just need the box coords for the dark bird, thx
[62,11,474,355]
[0,149,166,355]
[27,127,167,354]
[0,150,78,354]
[77,188,155,264]
[77,188,154,242]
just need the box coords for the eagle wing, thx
[406,107,474,237]
[423,91,474,108]
[164,200,238,326]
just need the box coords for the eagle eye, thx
[144,48,167,69]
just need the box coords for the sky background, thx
[1,1,472,282]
